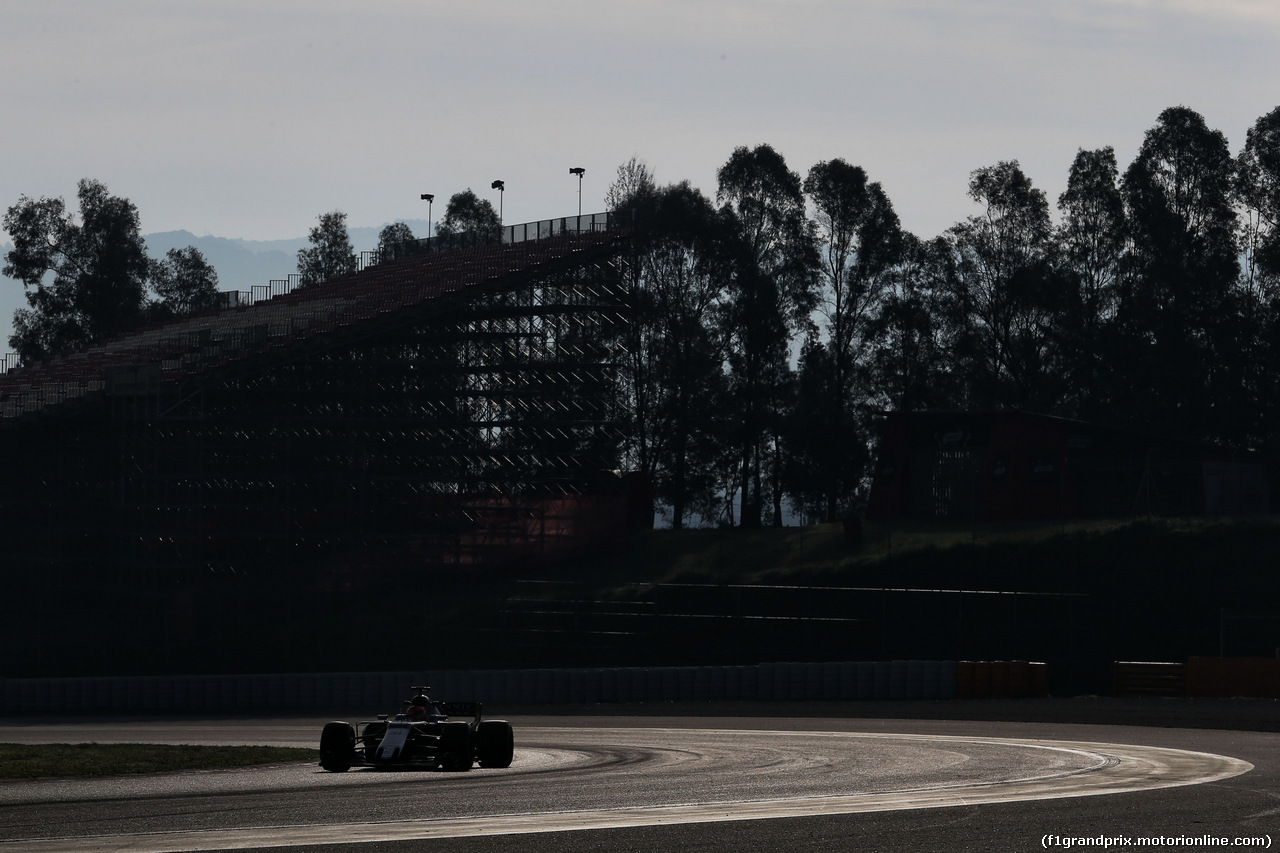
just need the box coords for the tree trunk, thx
[771,437,784,527]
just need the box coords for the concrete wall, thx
[1186,657,1280,698]
[1112,658,1280,699]
[0,660,1046,715]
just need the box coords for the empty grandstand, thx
[0,215,646,676]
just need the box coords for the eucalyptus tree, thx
[1232,106,1280,449]
[1235,106,1280,300]
[785,337,867,523]
[790,158,903,520]
[622,181,733,528]
[865,234,957,413]
[804,159,903,376]
[1123,107,1238,309]
[296,210,358,286]
[3,179,150,360]
[1056,147,1128,420]
[716,144,819,526]
[948,160,1067,411]
[1120,106,1240,440]
[1059,148,1126,323]
[604,156,656,216]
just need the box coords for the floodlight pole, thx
[569,167,585,217]
[491,180,505,232]
[420,193,434,239]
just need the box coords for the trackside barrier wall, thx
[1112,661,1188,697]
[0,661,1047,715]
[1112,658,1280,698]
[1186,657,1280,699]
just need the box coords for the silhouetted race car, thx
[318,686,514,772]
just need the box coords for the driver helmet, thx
[405,692,432,721]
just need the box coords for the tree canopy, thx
[296,211,357,286]
[618,179,734,528]
[436,190,501,241]
[613,104,1280,526]
[151,246,220,319]
[605,156,657,216]
[1235,106,1280,296]
[376,222,416,263]
[1,179,220,361]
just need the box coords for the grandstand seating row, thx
[0,228,625,420]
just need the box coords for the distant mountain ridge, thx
[144,231,298,293]
[146,219,433,291]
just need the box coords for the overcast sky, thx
[3,1,1280,245]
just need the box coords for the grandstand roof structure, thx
[0,216,629,422]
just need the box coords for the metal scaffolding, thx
[0,219,641,676]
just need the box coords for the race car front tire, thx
[320,721,356,772]
[476,719,514,768]
[438,721,473,771]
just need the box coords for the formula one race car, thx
[318,686,514,772]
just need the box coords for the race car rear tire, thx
[476,720,514,768]
[439,721,472,771]
[320,721,356,772]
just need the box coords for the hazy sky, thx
[3,0,1280,243]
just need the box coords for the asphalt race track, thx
[0,713,1275,852]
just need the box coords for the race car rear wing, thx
[440,701,482,723]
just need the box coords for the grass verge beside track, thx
[0,743,318,779]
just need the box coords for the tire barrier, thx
[0,660,1049,716]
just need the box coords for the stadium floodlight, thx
[420,194,434,238]
[491,180,505,228]
[569,167,585,217]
